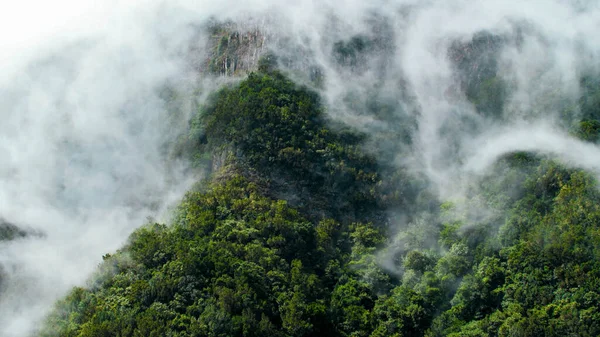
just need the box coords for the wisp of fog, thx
[1,0,599,335]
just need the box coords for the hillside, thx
[39,46,600,336]
[0,1,587,334]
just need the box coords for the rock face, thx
[448,32,507,117]
[193,21,323,79]
[204,22,267,76]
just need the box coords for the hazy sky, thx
[1,1,108,76]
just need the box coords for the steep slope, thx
[40,70,386,337]
[33,5,600,336]
[40,60,600,336]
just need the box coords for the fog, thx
[1,0,599,335]
[0,1,203,335]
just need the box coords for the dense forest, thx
[36,23,600,337]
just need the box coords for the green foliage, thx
[431,166,600,337]
[371,286,433,337]
[404,251,435,274]
[202,70,380,222]
[575,119,600,142]
[43,175,332,337]
[41,71,388,337]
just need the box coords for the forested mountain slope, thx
[3,1,600,336]
[39,55,600,335]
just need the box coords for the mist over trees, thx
[1,1,599,336]
[40,35,600,336]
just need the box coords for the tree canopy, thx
[40,57,600,336]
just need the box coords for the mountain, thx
[0,3,598,336]
[38,27,600,335]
